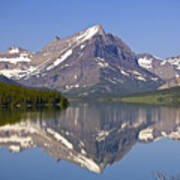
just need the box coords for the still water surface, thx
[0,102,180,179]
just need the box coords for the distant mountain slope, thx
[167,55,180,71]
[137,54,180,81]
[159,77,180,90]
[0,47,34,80]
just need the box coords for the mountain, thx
[0,47,34,80]
[137,54,180,90]
[167,55,180,71]
[4,25,180,96]
[16,25,162,96]
[159,77,180,90]
[1,25,180,96]
[137,53,180,81]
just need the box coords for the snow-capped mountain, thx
[0,47,34,80]
[137,54,180,81]
[167,55,180,71]
[12,25,162,96]
[3,25,178,95]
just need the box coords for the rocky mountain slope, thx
[159,77,180,90]
[1,25,180,96]
[137,54,180,81]
[137,54,180,90]
[167,55,180,71]
[0,47,34,80]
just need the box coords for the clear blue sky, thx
[0,0,179,58]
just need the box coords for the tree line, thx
[0,82,69,109]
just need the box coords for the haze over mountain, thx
[0,25,179,96]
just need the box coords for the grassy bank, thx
[112,86,180,106]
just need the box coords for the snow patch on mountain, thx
[151,77,158,81]
[8,48,20,54]
[96,130,110,142]
[0,69,24,79]
[168,56,180,70]
[131,71,141,76]
[138,128,153,141]
[46,49,72,71]
[80,44,85,49]
[98,62,109,68]
[120,70,129,76]
[138,57,152,69]
[0,53,31,64]
[0,66,36,80]
[96,57,109,68]
[136,76,146,81]
[76,25,101,43]
[65,84,80,90]
[47,128,73,149]
[0,136,33,148]
[160,61,167,66]
[72,153,101,173]
[8,145,21,152]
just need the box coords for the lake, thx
[0,102,180,180]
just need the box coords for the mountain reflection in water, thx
[0,102,180,173]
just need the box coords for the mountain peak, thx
[85,24,105,36]
[69,24,105,45]
[90,24,103,30]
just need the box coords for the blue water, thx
[0,102,180,180]
[0,139,180,180]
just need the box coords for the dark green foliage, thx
[0,82,69,109]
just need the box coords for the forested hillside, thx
[0,82,69,108]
